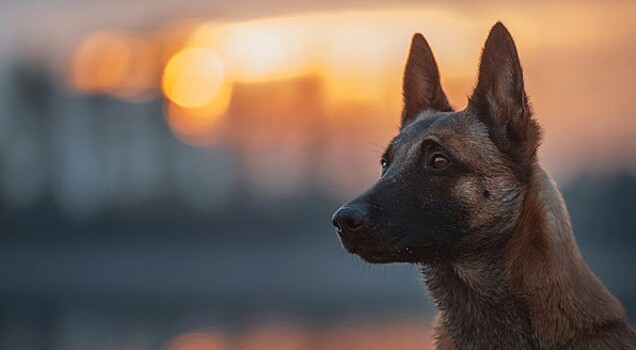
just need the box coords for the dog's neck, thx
[421,254,538,348]
[420,168,626,349]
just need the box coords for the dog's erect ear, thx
[401,33,452,128]
[469,22,540,171]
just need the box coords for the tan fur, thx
[504,169,634,348]
[429,114,524,233]
[428,167,636,349]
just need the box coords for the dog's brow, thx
[383,140,397,159]
[404,113,446,138]
[420,136,443,149]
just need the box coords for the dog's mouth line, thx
[351,243,436,256]
[398,243,435,252]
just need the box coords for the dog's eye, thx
[380,158,388,171]
[430,154,449,169]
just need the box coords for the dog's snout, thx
[332,206,366,236]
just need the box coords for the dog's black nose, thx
[332,206,366,235]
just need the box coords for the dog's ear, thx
[469,22,540,172]
[401,33,452,128]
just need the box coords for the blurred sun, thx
[188,20,314,83]
[162,47,230,109]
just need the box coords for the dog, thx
[331,22,636,349]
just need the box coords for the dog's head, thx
[332,23,541,264]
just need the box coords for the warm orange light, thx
[154,20,205,65]
[162,47,228,109]
[70,31,160,101]
[235,324,313,350]
[164,332,229,350]
[112,37,159,100]
[165,81,232,146]
[189,21,314,83]
[70,31,132,94]
[162,46,233,145]
[184,10,486,105]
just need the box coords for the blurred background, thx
[0,1,635,349]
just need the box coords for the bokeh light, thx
[164,332,229,350]
[165,83,232,147]
[71,31,132,94]
[70,30,159,100]
[112,37,159,100]
[162,47,229,109]
[234,324,313,350]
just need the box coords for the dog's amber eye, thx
[430,155,449,169]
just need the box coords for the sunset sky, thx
[2,1,635,182]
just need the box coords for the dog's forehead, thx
[391,110,498,164]
[395,111,464,144]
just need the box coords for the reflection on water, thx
[164,321,434,350]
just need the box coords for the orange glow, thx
[153,20,205,65]
[72,6,636,107]
[165,81,232,146]
[235,325,313,350]
[71,31,132,94]
[162,47,229,109]
[70,31,159,100]
[164,332,229,350]
[182,10,488,106]
[188,21,314,83]
[161,322,435,350]
[162,46,233,146]
[318,322,434,350]
[112,37,159,100]
[65,4,636,170]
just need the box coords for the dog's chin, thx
[343,242,438,264]
[353,248,402,263]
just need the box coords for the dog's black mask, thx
[332,112,468,263]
